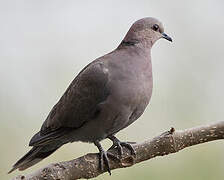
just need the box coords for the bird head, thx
[122,17,172,48]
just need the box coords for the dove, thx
[9,17,172,174]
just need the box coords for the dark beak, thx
[162,33,172,42]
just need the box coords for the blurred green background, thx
[1,0,224,179]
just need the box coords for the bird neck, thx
[117,38,152,56]
[118,28,154,50]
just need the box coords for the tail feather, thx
[29,128,73,146]
[8,146,59,174]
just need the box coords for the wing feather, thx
[30,61,110,146]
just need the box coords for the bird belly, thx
[104,78,152,135]
[68,73,152,143]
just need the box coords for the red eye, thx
[152,24,159,31]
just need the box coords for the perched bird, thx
[9,17,172,174]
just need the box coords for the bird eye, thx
[152,24,159,31]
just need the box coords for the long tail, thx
[8,145,59,174]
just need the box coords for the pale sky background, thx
[1,0,224,179]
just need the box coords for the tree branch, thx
[12,121,224,180]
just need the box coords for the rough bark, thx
[12,121,224,180]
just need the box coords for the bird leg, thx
[94,140,118,175]
[108,135,136,157]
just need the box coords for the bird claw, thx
[119,142,136,156]
[98,150,119,175]
[108,136,136,157]
[95,140,120,175]
[95,137,136,175]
